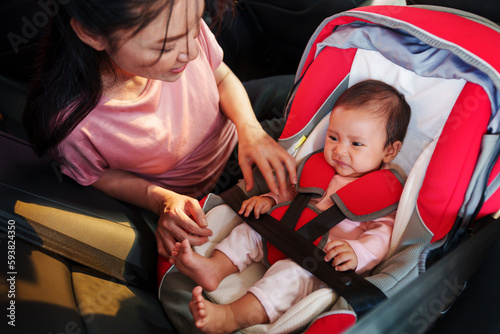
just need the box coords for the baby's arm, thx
[239,196,276,219]
[335,214,395,274]
[324,240,358,271]
[239,181,297,218]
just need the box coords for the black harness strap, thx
[279,193,313,229]
[296,203,347,241]
[219,186,387,316]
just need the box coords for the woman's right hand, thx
[154,192,213,258]
[91,170,212,259]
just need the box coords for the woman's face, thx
[106,0,204,82]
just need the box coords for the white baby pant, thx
[215,223,326,322]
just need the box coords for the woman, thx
[23,0,296,258]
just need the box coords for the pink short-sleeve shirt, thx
[55,20,238,197]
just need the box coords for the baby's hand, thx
[239,196,276,219]
[324,240,358,271]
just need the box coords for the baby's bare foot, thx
[170,239,221,291]
[189,286,239,334]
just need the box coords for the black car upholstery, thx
[0,233,176,334]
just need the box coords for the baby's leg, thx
[170,239,237,291]
[248,259,324,323]
[190,286,269,333]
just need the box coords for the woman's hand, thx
[237,124,297,195]
[92,169,212,258]
[215,62,296,195]
[154,192,212,258]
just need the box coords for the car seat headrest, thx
[349,48,467,175]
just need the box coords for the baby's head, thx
[324,80,411,178]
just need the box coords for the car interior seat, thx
[0,1,177,332]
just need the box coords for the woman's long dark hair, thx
[23,0,234,156]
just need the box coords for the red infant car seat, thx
[159,4,500,333]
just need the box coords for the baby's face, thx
[324,106,397,178]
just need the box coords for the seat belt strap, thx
[296,203,347,241]
[279,193,313,229]
[244,210,387,315]
[219,186,387,315]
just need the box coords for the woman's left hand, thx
[214,62,296,194]
[237,124,297,195]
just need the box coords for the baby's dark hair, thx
[334,80,411,146]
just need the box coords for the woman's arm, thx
[214,62,297,194]
[92,169,212,257]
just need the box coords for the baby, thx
[170,79,411,333]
